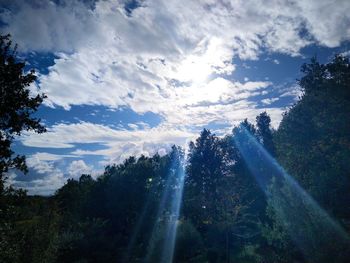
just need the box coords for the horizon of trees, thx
[1,34,350,262]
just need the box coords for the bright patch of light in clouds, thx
[174,38,235,84]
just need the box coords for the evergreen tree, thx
[256,112,275,156]
[184,129,225,229]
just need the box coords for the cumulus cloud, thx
[67,160,94,179]
[8,154,100,195]
[12,105,281,195]
[2,0,348,129]
[10,155,68,195]
[297,0,350,47]
[20,121,196,164]
[8,176,65,195]
[0,0,101,52]
[2,0,349,117]
[20,97,285,160]
[26,155,62,175]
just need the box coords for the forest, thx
[1,34,350,263]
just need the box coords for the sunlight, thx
[174,37,233,85]
[233,126,350,262]
[144,151,186,263]
[177,55,212,84]
[174,77,234,108]
[160,164,186,263]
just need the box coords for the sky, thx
[1,0,350,195]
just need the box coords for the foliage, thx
[0,34,47,263]
[267,55,350,262]
[275,55,350,224]
[0,34,46,179]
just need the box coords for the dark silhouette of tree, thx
[184,129,225,229]
[275,55,350,219]
[0,34,46,183]
[268,55,350,262]
[0,34,47,263]
[256,112,275,155]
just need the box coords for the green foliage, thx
[0,191,59,263]
[0,36,47,261]
[236,244,262,263]
[174,220,204,262]
[0,34,46,178]
[256,112,275,155]
[275,55,350,221]
[267,55,350,262]
[184,129,227,228]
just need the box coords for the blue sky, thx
[1,0,350,195]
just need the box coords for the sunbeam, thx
[159,163,186,263]
[233,125,350,262]
[144,148,186,263]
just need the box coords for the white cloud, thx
[341,50,350,57]
[21,121,196,164]
[0,0,101,52]
[2,0,349,118]
[26,155,61,174]
[67,160,93,179]
[297,0,350,47]
[280,84,303,100]
[20,98,286,161]
[17,155,67,195]
[7,154,100,195]
[261,97,279,105]
[15,100,286,194]
[8,177,64,196]
[29,152,76,161]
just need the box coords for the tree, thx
[230,118,271,261]
[268,55,350,262]
[275,55,350,220]
[0,34,46,185]
[256,112,275,155]
[184,129,225,229]
[0,34,47,263]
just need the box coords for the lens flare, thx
[233,125,350,261]
[159,165,186,263]
[143,151,186,263]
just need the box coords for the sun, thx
[174,37,232,85]
[177,56,212,84]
